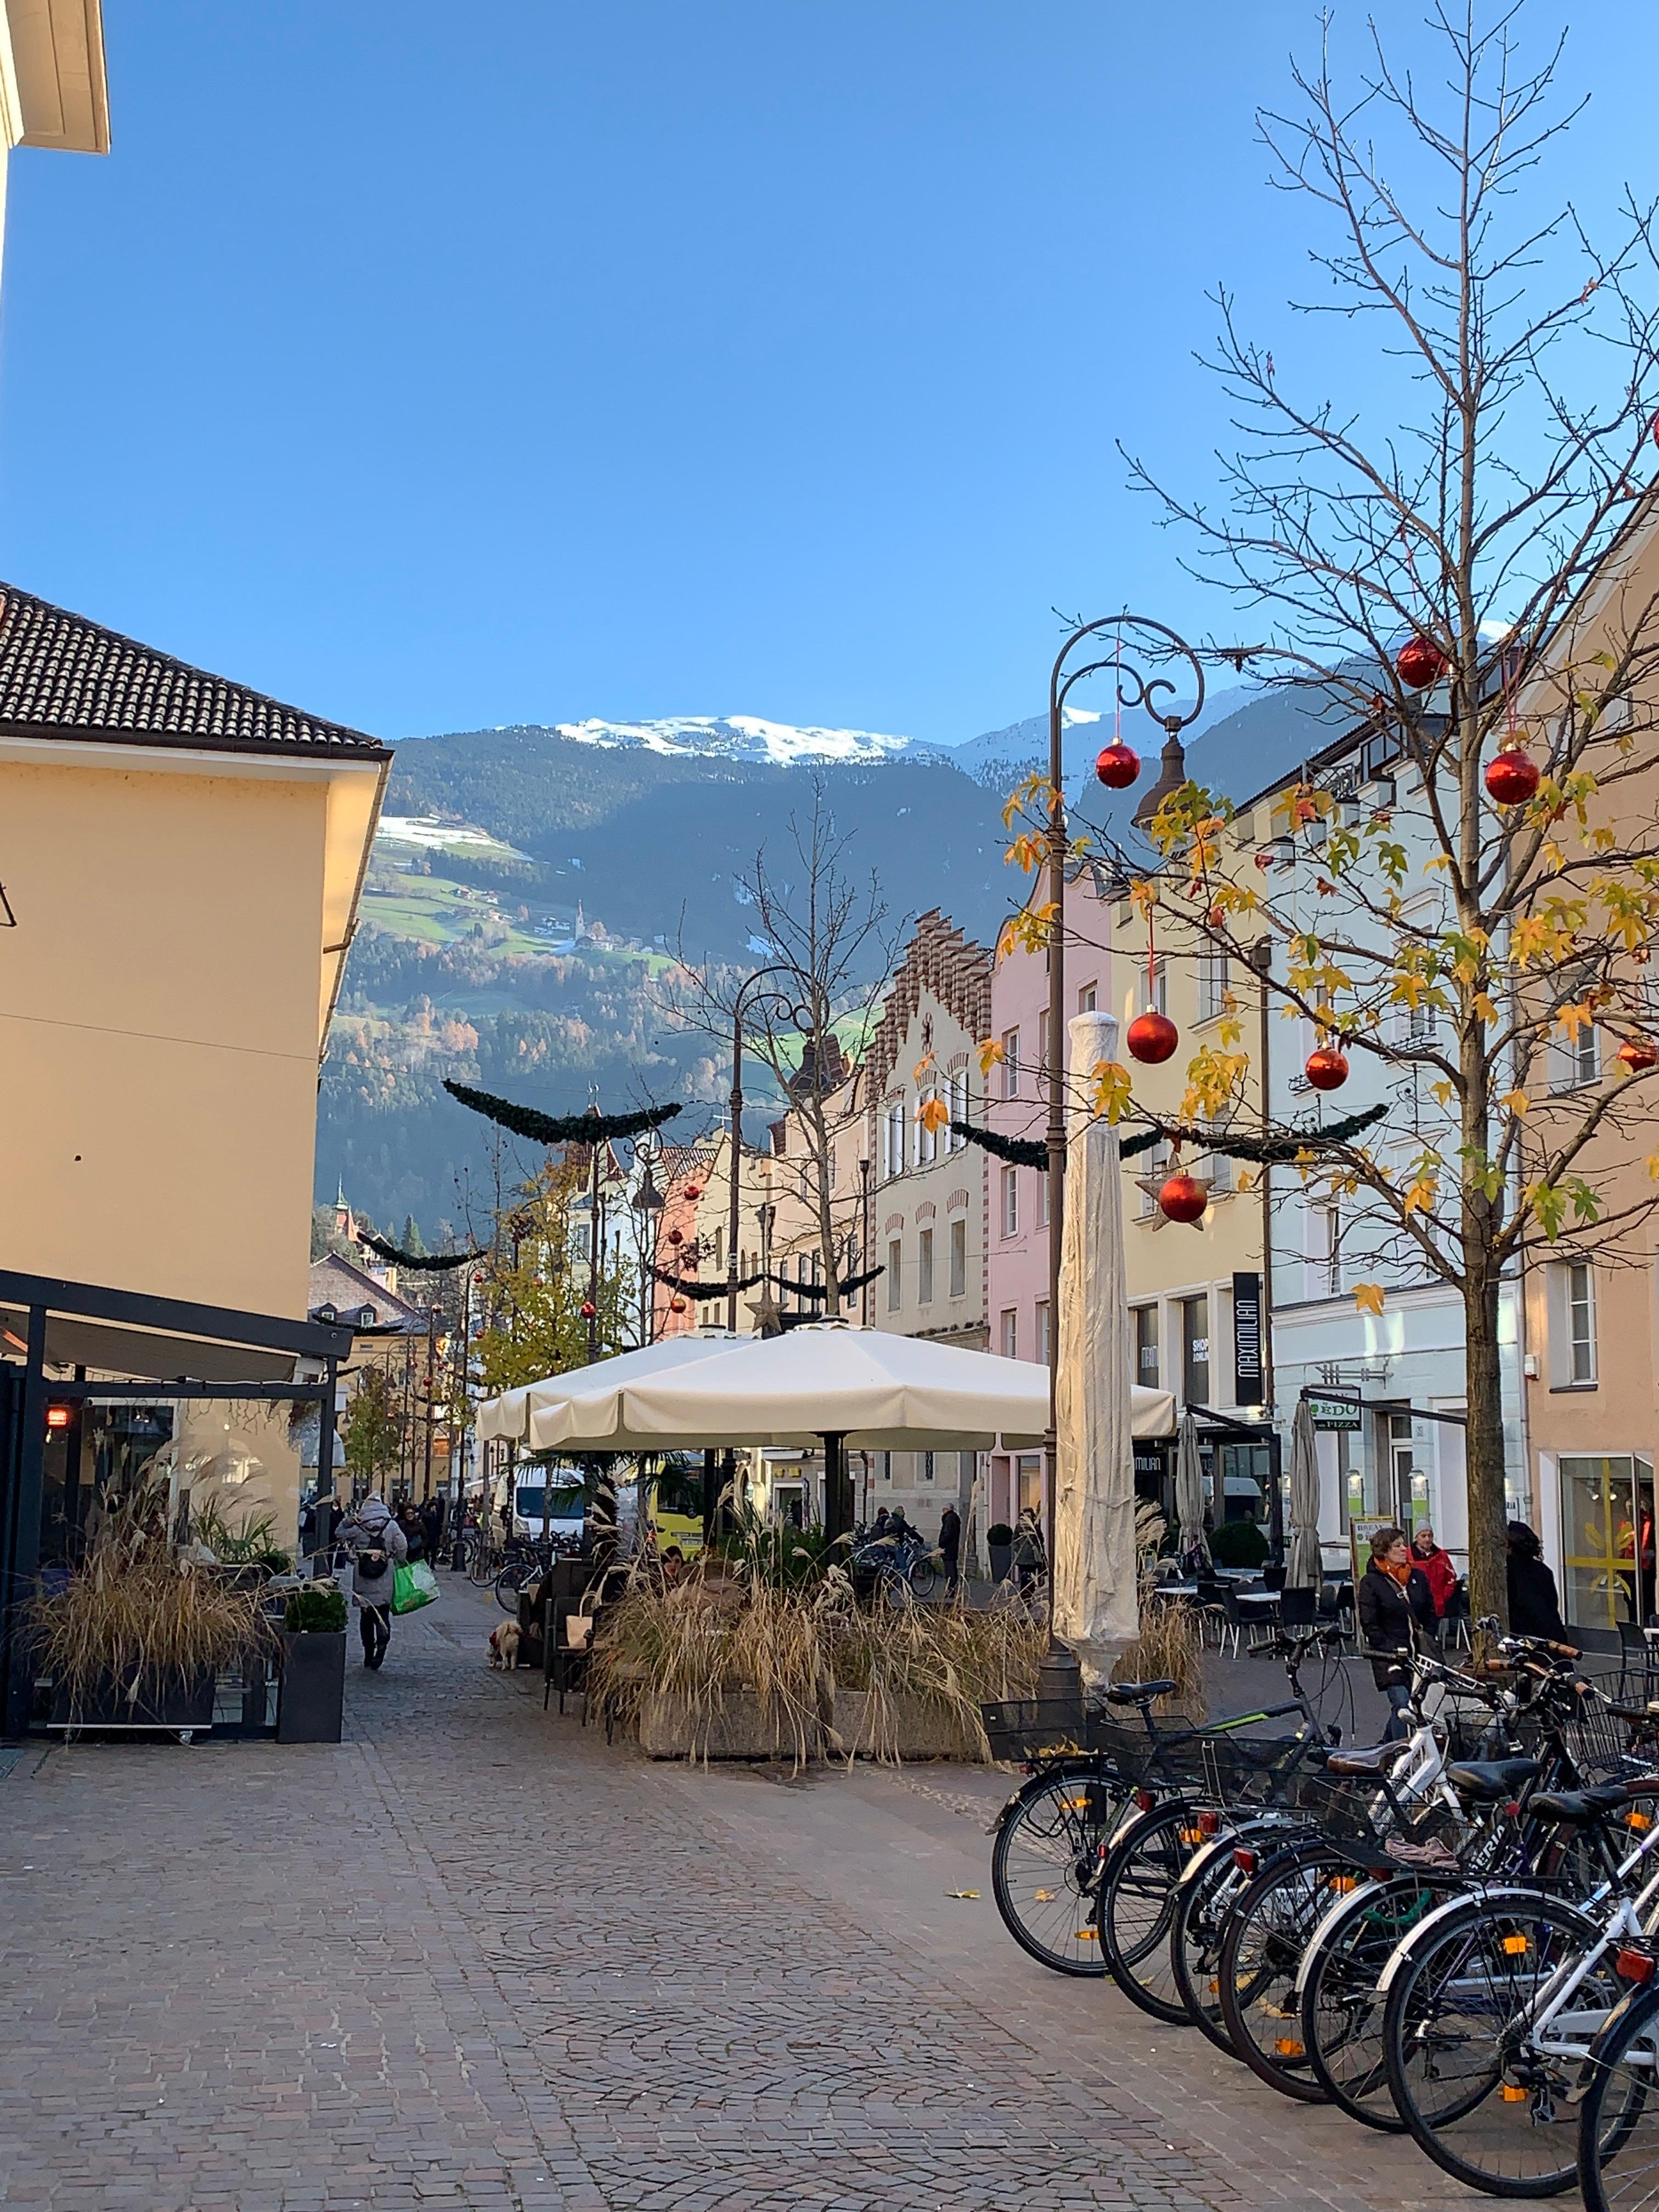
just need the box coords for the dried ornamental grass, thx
[1108,1503,1205,1719]
[29,1559,269,1713]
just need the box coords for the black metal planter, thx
[275,1629,346,1744]
[50,1666,217,1737]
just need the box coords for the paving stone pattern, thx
[0,1581,1474,2211]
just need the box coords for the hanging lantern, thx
[1396,634,1447,689]
[1305,1045,1350,1092]
[1618,1035,1659,1074]
[579,1299,597,1319]
[1485,748,1539,806]
[667,1227,685,1246]
[1159,1171,1208,1225]
[684,1183,702,1200]
[670,1296,689,1314]
[1094,742,1141,790]
[1127,1009,1178,1064]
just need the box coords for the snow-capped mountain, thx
[501,715,945,768]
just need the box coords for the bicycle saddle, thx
[1443,1758,1539,1800]
[1325,1740,1414,1776]
[1105,1679,1177,1706]
[1528,1781,1630,1822]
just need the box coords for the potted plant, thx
[986,1523,1015,1584]
[276,1582,349,1743]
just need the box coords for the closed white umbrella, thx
[1286,1397,1322,1588]
[1175,1411,1210,1573]
[1053,1011,1140,1685]
[521,1333,742,1453]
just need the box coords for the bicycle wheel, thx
[1382,1890,1613,2196]
[494,1564,527,1613]
[1098,1801,1200,2023]
[990,1763,1125,1976]
[910,1558,938,1600]
[468,1543,495,1587]
[1578,1979,1659,2212]
[1217,1840,1360,2102]
[1301,1872,1450,2131]
[1171,1820,1307,2054]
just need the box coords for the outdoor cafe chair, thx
[1194,1576,1240,1658]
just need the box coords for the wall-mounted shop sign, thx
[1301,1384,1362,1431]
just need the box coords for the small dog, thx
[488,1621,521,1671]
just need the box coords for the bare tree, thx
[1005,4,1659,1630]
[667,779,899,1311]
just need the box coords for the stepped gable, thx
[866,909,992,1094]
[0,582,388,759]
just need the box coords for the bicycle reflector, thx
[1135,1788,1156,1812]
[1500,2084,1528,2103]
[1616,1947,1657,1985]
[1233,1848,1257,1875]
[1198,1810,1220,1837]
[1502,1934,1530,1955]
[1504,1800,1522,1819]
[1629,1810,1654,1833]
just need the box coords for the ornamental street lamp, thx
[725,965,819,1335]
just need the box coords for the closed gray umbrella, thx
[1175,1411,1210,1573]
[1286,1397,1323,1588]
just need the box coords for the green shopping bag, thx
[392,1559,439,1614]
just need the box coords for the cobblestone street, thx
[0,1579,1474,2212]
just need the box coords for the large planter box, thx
[50,1667,216,1735]
[988,1542,1013,1584]
[276,1630,347,1744]
[830,1687,975,1762]
[638,1688,816,1762]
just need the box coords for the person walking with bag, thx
[337,1494,408,1669]
[1357,1525,1438,1739]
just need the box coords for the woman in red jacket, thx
[1412,1523,1459,1634]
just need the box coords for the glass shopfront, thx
[1559,1454,1656,1630]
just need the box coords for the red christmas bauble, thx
[1618,1036,1659,1074]
[670,1296,688,1314]
[1094,742,1141,791]
[1159,1172,1208,1224]
[1396,634,1447,689]
[1484,749,1540,807]
[579,1300,597,1319]
[1126,1009,1179,1064]
[667,1227,684,1246]
[1305,1046,1350,1092]
[684,1183,702,1200]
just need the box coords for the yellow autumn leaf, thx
[1088,1059,1133,1124]
[912,1050,935,1081]
[1424,853,1450,873]
[1354,1283,1386,1317]
[1429,1080,1454,1108]
[1649,1152,1659,1184]
[977,1037,1006,1077]
[916,1096,950,1134]
[1502,1089,1530,1118]
[1472,992,1498,1024]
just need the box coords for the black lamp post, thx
[725,965,817,1335]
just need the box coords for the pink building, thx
[984,866,1114,1530]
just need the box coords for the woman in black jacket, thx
[1506,1521,1573,1646]
[1356,1525,1440,1739]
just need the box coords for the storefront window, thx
[1181,1295,1210,1408]
[1559,1455,1655,1629]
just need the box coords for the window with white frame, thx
[1037,1167,1049,1228]
[1001,1165,1019,1238]
[883,1099,904,1180]
[1035,1299,1051,1362]
[1000,1307,1018,1359]
[949,1216,966,1298]
[1137,1137,1171,1219]
[917,1227,934,1304]
[1002,1029,1021,1098]
[1144,958,1167,1015]
[1133,1304,1159,1387]
[1406,998,1438,1044]
[1553,1257,1598,1385]
[1037,1010,1051,1090]
[1321,1205,1341,1296]
[1550,1018,1600,1092]
[1198,949,1229,1023]
[946,1068,968,1149]
[1078,981,1097,1014]
[887,1238,902,1311]
[916,1094,938,1166]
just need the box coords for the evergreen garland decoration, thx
[649,1262,766,1300]
[444,1080,682,1147]
[950,1118,1047,1170]
[955,1103,1385,1170]
[783,1263,886,1301]
[357,1231,482,1273]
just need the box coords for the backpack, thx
[356,1539,391,1584]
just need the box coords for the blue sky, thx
[1,2,1655,746]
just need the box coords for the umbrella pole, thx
[822,1432,846,1547]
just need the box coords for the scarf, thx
[1383,1557,1413,1589]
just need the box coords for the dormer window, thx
[358,1305,377,1326]
[315,1302,337,1323]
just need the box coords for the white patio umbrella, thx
[1175,1410,1211,1572]
[518,1333,743,1454]
[1053,1011,1140,1685]
[1285,1397,1323,1588]
[477,1382,535,1444]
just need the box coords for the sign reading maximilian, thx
[1232,1272,1263,1406]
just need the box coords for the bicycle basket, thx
[1148,1730,1308,1805]
[979,1698,1090,1762]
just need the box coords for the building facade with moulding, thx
[983,864,1115,1532]
[862,911,991,1542]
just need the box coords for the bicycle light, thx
[1234,1848,1257,1875]
[1504,1800,1522,1819]
[1198,1810,1220,1837]
[1616,1947,1657,1984]
[1135,1789,1156,1813]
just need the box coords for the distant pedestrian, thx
[1012,1508,1045,1594]
[939,1503,962,1595]
[336,1494,409,1669]
[397,1502,427,1563]
[1357,1526,1437,1739]
[1508,1521,1572,1646]
[872,1507,891,1540]
[1410,1524,1458,1637]
[420,1493,445,1565]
